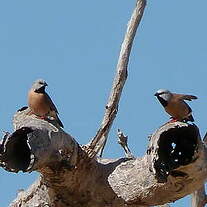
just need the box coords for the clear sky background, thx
[0,0,206,206]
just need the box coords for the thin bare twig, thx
[117,129,134,159]
[86,0,147,158]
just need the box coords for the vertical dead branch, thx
[87,0,147,157]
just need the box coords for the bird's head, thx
[31,79,48,93]
[154,89,172,103]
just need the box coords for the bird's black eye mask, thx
[157,96,168,107]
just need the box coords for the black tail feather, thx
[57,116,64,128]
[183,114,194,122]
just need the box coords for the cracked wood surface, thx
[2,114,206,207]
[191,133,207,207]
[0,0,206,206]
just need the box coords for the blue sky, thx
[0,0,206,206]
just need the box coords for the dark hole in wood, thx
[0,127,33,172]
[154,125,198,182]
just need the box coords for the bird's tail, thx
[185,114,194,122]
[49,111,64,128]
[56,115,64,128]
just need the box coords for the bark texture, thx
[0,107,78,173]
[0,0,206,206]
[191,132,207,207]
[191,185,207,207]
[0,109,206,207]
[87,0,147,158]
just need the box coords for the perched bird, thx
[28,79,64,127]
[154,89,197,122]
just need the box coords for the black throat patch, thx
[35,86,45,93]
[157,96,168,107]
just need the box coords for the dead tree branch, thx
[0,110,207,206]
[191,132,207,207]
[86,0,147,157]
[0,1,205,206]
[117,129,134,159]
[0,107,79,173]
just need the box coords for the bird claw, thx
[38,116,47,120]
[169,119,178,123]
[166,118,178,123]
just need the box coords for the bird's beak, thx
[154,93,158,97]
[44,82,48,87]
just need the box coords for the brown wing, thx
[45,93,64,127]
[174,93,197,101]
[45,93,59,114]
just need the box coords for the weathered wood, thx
[108,122,206,206]
[86,0,147,158]
[191,132,207,207]
[191,185,207,207]
[0,0,205,206]
[117,129,135,159]
[1,111,206,207]
[0,107,79,173]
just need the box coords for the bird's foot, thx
[168,118,178,123]
[38,116,47,120]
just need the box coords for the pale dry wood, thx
[87,0,147,157]
[117,129,135,159]
[0,107,79,173]
[1,111,206,207]
[108,122,206,205]
[191,132,207,207]
[0,0,205,205]
[191,185,207,207]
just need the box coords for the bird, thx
[154,89,197,122]
[28,79,64,127]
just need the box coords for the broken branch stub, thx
[117,129,135,159]
[0,107,79,173]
